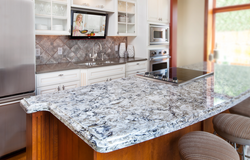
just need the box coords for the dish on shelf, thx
[36,24,48,30]
[53,25,63,31]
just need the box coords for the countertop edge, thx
[20,88,250,153]
[36,58,148,74]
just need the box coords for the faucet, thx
[90,42,102,61]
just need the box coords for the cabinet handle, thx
[137,63,139,65]
[117,31,119,35]
[58,86,60,91]
[58,74,64,76]
[62,85,65,90]
[110,78,112,81]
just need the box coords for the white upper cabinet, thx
[71,0,115,13]
[147,0,170,24]
[35,0,71,35]
[108,0,137,36]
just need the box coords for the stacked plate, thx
[36,24,48,30]
[53,25,63,31]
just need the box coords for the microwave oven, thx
[150,25,169,45]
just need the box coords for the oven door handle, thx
[150,56,171,61]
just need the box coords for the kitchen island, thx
[21,63,250,160]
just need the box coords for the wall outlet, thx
[36,48,40,56]
[58,47,63,55]
[115,45,118,51]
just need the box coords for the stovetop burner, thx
[137,67,214,86]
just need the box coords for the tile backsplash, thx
[36,36,127,65]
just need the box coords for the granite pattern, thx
[36,57,147,74]
[20,63,250,153]
[36,36,127,65]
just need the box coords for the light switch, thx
[58,47,63,55]
[36,48,40,56]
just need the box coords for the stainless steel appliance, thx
[0,0,35,157]
[150,25,169,45]
[136,68,214,86]
[149,49,171,71]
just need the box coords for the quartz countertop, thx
[36,57,147,74]
[21,62,250,153]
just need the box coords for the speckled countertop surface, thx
[21,62,250,153]
[36,57,147,74]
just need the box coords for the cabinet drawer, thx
[126,69,147,77]
[37,84,59,95]
[87,65,125,80]
[87,74,125,85]
[36,70,80,88]
[126,61,147,72]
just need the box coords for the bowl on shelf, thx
[36,24,48,30]
[53,25,63,31]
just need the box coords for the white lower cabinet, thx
[36,81,80,95]
[87,74,125,85]
[126,61,148,77]
[36,62,147,94]
[126,69,147,77]
[61,81,81,91]
[37,84,60,95]
[81,64,126,86]
[36,69,81,95]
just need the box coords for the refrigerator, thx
[0,0,35,157]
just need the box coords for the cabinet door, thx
[87,76,110,85]
[37,84,60,95]
[147,0,160,22]
[87,74,125,85]
[160,0,170,23]
[36,69,80,88]
[126,69,147,77]
[108,74,125,81]
[61,81,80,91]
[126,61,148,72]
[87,65,125,80]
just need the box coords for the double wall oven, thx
[149,49,171,72]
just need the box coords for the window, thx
[215,9,250,65]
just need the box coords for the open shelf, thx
[35,14,51,18]
[52,0,67,5]
[52,16,67,20]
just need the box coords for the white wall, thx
[177,0,205,67]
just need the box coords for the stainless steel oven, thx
[150,25,169,45]
[149,49,171,71]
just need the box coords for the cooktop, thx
[136,67,214,86]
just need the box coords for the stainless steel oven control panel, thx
[150,49,169,58]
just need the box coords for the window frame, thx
[205,0,250,61]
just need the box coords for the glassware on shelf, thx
[53,4,59,16]
[59,5,65,16]
[45,3,51,15]
[39,2,44,14]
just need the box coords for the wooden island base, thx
[26,111,222,160]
